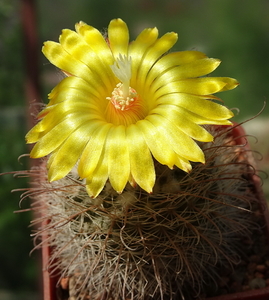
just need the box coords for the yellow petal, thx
[148,58,221,90]
[42,41,104,89]
[152,77,227,98]
[146,114,205,163]
[216,77,239,91]
[126,124,155,193]
[151,105,213,142]
[42,92,102,118]
[108,19,129,58]
[136,32,178,89]
[128,27,159,83]
[47,122,99,181]
[150,50,207,72]
[26,105,77,143]
[155,93,234,121]
[59,29,115,90]
[27,104,102,144]
[136,119,177,168]
[26,124,46,144]
[145,51,206,88]
[29,114,91,158]
[46,149,58,171]
[75,21,114,67]
[85,150,109,198]
[174,156,192,173]
[106,125,130,193]
[78,123,113,178]
[47,76,102,105]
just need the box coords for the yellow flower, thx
[26,18,238,197]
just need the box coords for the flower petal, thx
[26,104,102,144]
[59,29,116,90]
[135,32,178,89]
[47,76,103,105]
[146,114,205,163]
[148,58,221,89]
[108,19,129,58]
[106,125,130,193]
[29,113,91,158]
[151,105,213,142]
[155,93,234,121]
[43,91,102,117]
[136,119,177,168]
[149,50,207,73]
[75,21,114,67]
[174,156,192,173]
[47,122,101,181]
[78,123,113,178]
[42,41,105,89]
[216,77,239,91]
[152,77,228,97]
[129,27,159,83]
[85,150,109,198]
[126,124,155,193]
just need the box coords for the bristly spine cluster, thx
[22,125,258,300]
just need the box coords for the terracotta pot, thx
[40,124,269,300]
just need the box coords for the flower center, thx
[107,83,137,111]
[107,54,138,111]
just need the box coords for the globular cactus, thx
[22,124,260,300]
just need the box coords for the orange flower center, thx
[104,54,146,126]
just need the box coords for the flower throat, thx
[107,54,138,111]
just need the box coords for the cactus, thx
[19,124,260,300]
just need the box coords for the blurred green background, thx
[1,0,268,298]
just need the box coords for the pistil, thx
[107,54,138,111]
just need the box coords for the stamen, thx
[108,54,138,111]
[106,83,137,111]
